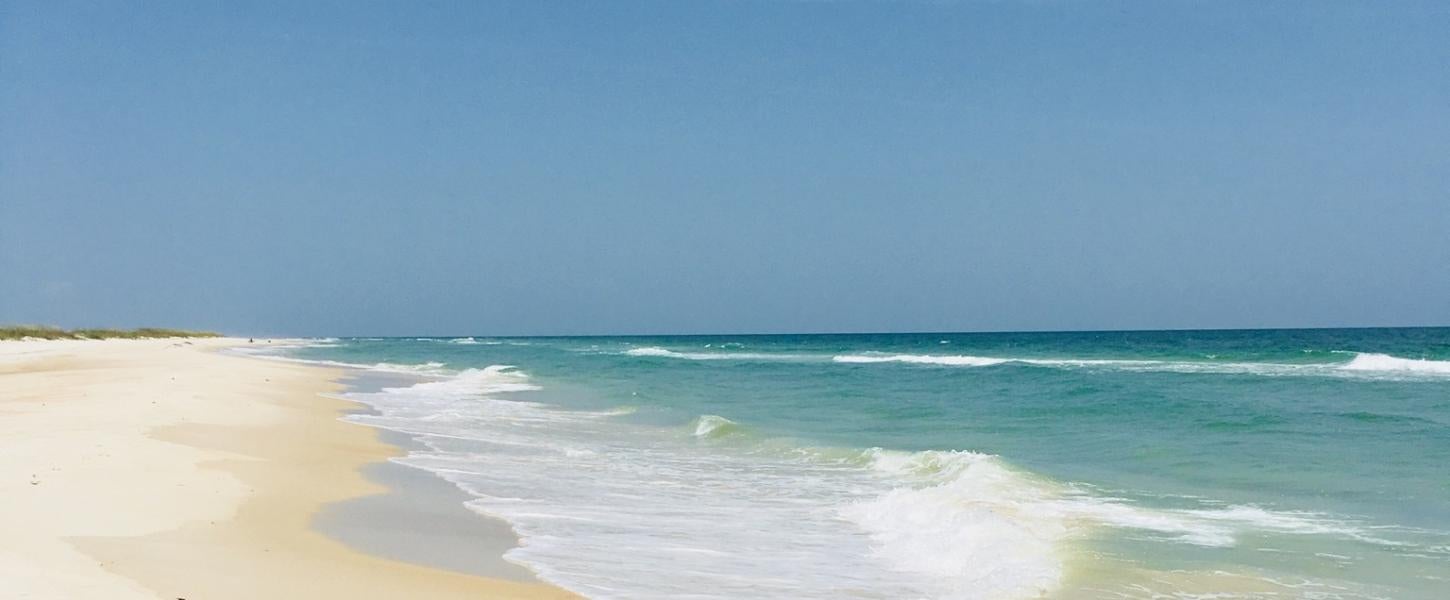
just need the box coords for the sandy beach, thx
[0,338,576,599]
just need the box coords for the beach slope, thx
[0,338,574,599]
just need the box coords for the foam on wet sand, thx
[0,338,575,600]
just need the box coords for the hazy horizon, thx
[4,1,1447,337]
[31,324,1450,340]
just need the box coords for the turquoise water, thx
[267,328,1450,599]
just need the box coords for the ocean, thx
[253,328,1450,599]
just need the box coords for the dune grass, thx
[0,325,222,341]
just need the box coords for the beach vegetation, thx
[0,325,222,340]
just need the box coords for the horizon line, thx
[273,323,1450,339]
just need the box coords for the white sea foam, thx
[834,354,1011,367]
[1340,353,1450,374]
[381,365,541,395]
[842,450,1066,597]
[692,414,741,438]
[342,368,1009,599]
[626,345,1450,380]
[331,365,1437,600]
[623,346,686,357]
[832,351,1450,380]
[625,346,809,361]
[373,361,450,374]
[843,447,1416,582]
[833,353,1280,373]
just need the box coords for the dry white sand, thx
[0,338,576,599]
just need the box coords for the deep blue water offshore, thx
[254,328,1450,599]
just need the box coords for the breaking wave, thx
[625,346,810,361]
[834,354,1012,367]
[321,361,1435,600]
[841,447,1419,599]
[625,345,1450,379]
[833,352,1450,379]
[1341,353,1450,374]
[692,414,743,439]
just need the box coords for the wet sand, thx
[0,338,577,600]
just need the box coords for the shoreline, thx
[0,338,576,599]
[314,370,542,582]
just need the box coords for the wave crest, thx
[840,446,1412,598]
[692,414,743,438]
[380,365,541,397]
[834,354,1009,367]
[835,351,1450,379]
[1341,352,1450,374]
[627,346,806,361]
[843,450,1065,597]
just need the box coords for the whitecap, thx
[625,346,811,361]
[1340,352,1450,375]
[834,354,1010,367]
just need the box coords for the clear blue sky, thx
[2,1,1447,336]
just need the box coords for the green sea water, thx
[273,328,1450,599]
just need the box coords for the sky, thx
[2,1,1447,336]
